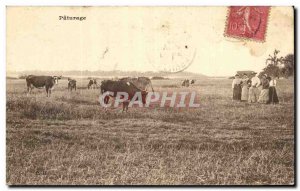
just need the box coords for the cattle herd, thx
[25,75,196,110]
[182,79,195,87]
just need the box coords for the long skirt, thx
[248,87,259,103]
[241,86,249,101]
[268,87,279,104]
[233,84,241,100]
[258,89,269,104]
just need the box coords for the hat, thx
[252,72,257,74]
[235,74,240,77]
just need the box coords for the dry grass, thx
[6,77,294,185]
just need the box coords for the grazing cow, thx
[68,78,77,91]
[87,80,93,89]
[182,79,190,87]
[93,79,98,87]
[87,79,97,89]
[26,75,61,97]
[100,80,148,112]
[120,77,154,92]
[181,79,185,87]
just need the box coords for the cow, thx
[26,75,61,97]
[87,79,97,89]
[191,79,195,85]
[120,77,154,92]
[182,79,186,87]
[68,78,77,91]
[100,80,148,112]
[182,79,190,87]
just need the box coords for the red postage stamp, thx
[224,6,270,42]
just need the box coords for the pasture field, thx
[6,77,294,185]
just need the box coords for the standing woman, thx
[268,76,279,104]
[241,73,251,102]
[232,74,242,101]
[258,74,270,103]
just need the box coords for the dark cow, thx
[68,78,77,91]
[87,79,97,89]
[26,75,61,97]
[100,80,148,112]
[182,79,186,87]
[120,77,154,92]
[182,79,190,87]
[191,79,195,85]
[87,80,93,89]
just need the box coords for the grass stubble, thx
[6,78,294,185]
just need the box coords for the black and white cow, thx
[26,75,61,97]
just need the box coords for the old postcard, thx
[6,6,294,185]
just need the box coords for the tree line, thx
[261,49,294,78]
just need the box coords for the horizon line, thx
[6,69,235,77]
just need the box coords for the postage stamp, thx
[224,6,270,42]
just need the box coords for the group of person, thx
[232,72,279,104]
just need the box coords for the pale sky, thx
[7,6,294,76]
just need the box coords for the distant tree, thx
[261,64,281,78]
[281,54,294,78]
[151,76,167,80]
[18,75,28,79]
[261,49,282,78]
[265,49,284,66]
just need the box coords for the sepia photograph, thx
[6,6,294,185]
